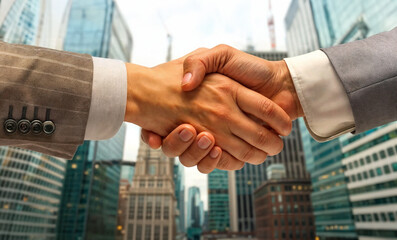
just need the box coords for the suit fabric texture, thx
[322,27,397,133]
[0,41,93,159]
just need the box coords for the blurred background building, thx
[187,187,204,240]
[0,1,65,239]
[174,160,186,240]
[124,141,176,240]
[117,163,135,240]
[285,1,397,240]
[57,125,127,240]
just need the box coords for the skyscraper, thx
[124,141,176,240]
[0,149,67,239]
[341,124,397,240]
[61,0,132,61]
[0,1,65,239]
[173,160,185,239]
[187,187,203,240]
[57,124,127,240]
[208,169,230,233]
[0,0,45,45]
[285,1,397,239]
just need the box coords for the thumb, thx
[141,129,163,149]
[181,55,207,91]
[181,44,236,91]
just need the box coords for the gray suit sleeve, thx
[321,27,397,133]
[0,41,93,159]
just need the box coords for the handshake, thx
[125,45,304,173]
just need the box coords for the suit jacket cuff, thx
[284,50,355,142]
[85,57,127,140]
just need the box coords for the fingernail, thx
[179,129,193,142]
[181,72,192,86]
[210,148,220,159]
[197,136,212,150]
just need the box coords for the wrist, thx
[124,63,151,125]
[275,60,304,120]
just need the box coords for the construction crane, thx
[159,13,172,62]
[267,0,276,50]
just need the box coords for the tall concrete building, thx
[341,124,397,240]
[187,187,203,240]
[124,141,176,240]
[0,1,65,239]
[285,1,397,239]
[57,124,127,240]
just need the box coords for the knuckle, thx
[239,146,257,163]
[215,44,230,51]
[259,99,275,117]
[184,55,196,66]
[256,130,269,148]
[197,164,214,174]
[270,138,284,156]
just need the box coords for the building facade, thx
[187,187,203,240]
[57,124,126,240]
[0,0,45,45]
[0,149,66,240]
[227,50,289,235]
[208,169,230,233]
[341,124,397,240]
[285,1,397,239]
[0,1,65,239]
[61,0,132,61]
[254,179,315,240]
[124,141,176,240]
[173,160,185,239]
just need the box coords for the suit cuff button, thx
[43,121,55,135]
[31,120,43,134]
[18,119,31,134]
[4,119,17,133]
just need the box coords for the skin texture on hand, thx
[124,54,291,170]
[142,45,303,173]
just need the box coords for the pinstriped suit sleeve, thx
[0,41,93,159]
[322,27,397,133]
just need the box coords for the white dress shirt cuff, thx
[284,50,355,142]
[84,57,127,140]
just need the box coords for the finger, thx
[179,132,215,167]
[196,146,222,174]
[182,44,236,91]
[236,86,292,136]
[215,132,268,165]
[229,112,284,156]
[141,129,162,149]
[216,151,245,171]
[161,124,197,157]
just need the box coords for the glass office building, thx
[62,0,132,61]
[57,124,126,240]
[208,169,230,232]
[187,187,203,240]
[341,124,397,240]
[0,149,66,240]
[173,160,185,239]
[0,0,44,45]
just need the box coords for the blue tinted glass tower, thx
[187,187,203,240]
[174,160,186,239]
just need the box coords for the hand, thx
[142,45,303,172]
[125,53,291,170]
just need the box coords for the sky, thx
[50,0,292,210]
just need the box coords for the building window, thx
[376,167,383,176]
[357,173,362,181]
[392,163,397,172]
[388,212,395,221]
[387,147,395,156]
[359,158,364,166]
[136,225,142,240]
[381,212,387,221]
[354,160,359,168]
[154,225,160,239]
[145,225,151,240]
[163,226,169,239]
[363,171,368,179]
[374,213,379,222]
[365,156,371,164]
[384,165,391,174]
[369,169,375,178]
[149,164,157,175]
[373,153,379,161]
[274,219,278,226]
[380,150,387,159]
